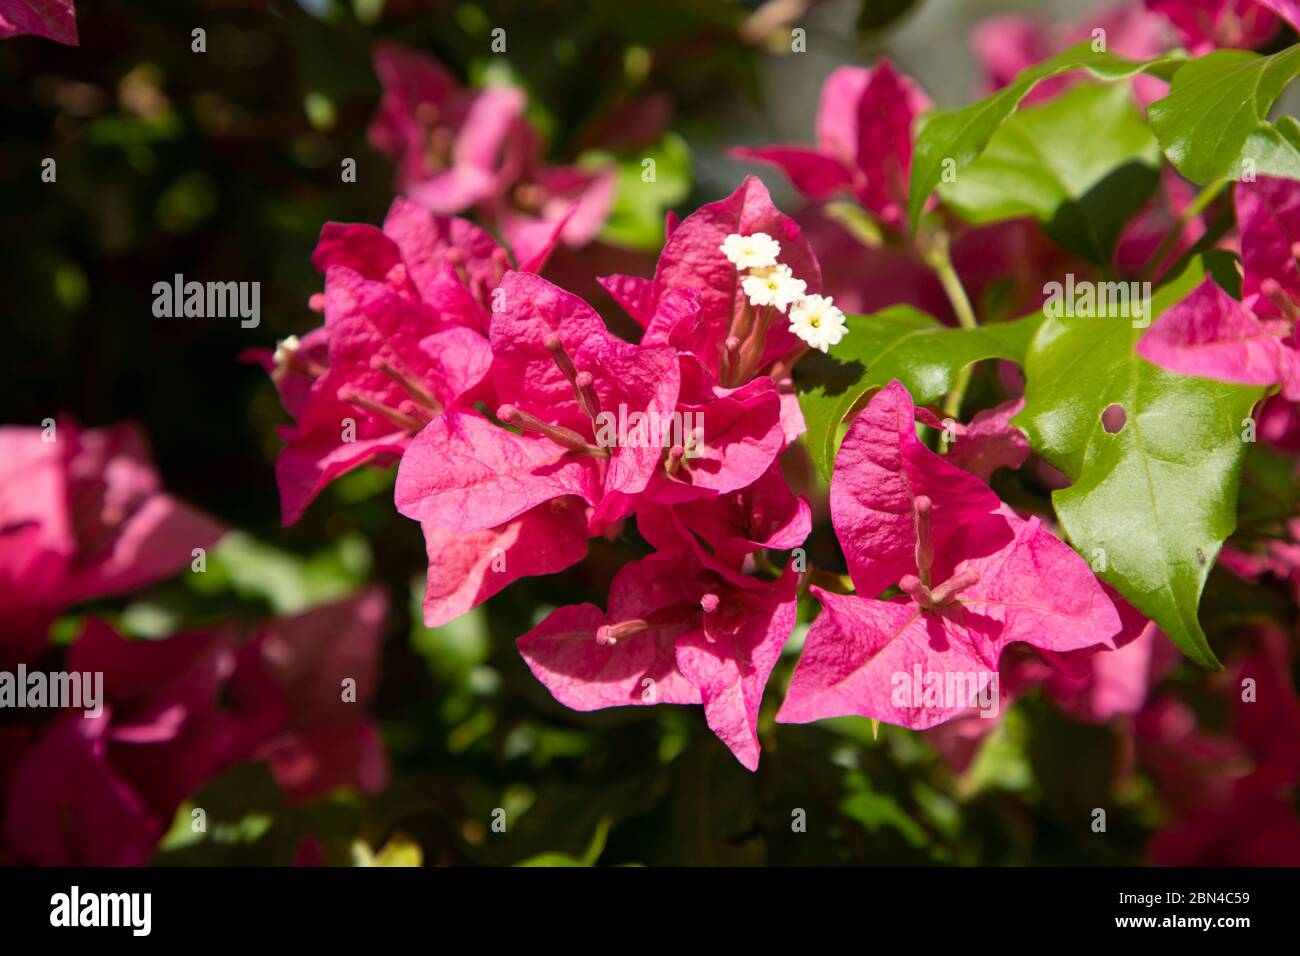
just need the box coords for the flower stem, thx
[919,230,978,423]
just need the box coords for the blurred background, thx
[2,0,1297,866]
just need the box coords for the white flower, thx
[273,335,301,368]
[741,264,807,313]
[789,295,848,353]
[720,232,780,270]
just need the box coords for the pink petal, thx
[394,410,601,531]
[675,569,798,770]
[728,145,855,201]
[1236,175,1300,318]
[830,380,1011,598]
[1137,276,1295,390]
[418,501,588,627]
[0,0,77,45]
[945,397,1030,482]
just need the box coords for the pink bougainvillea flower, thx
[367,42,613,257]
[633,349,786,506]
[638,459,811,571]
[925,589,1163,771]
[0,591,389,865]
[1145,0,1296,53]
[1137,275,1300,399]
[0,422,224,668]
[368,42,525,215]
[517,550,798,770]
[494,122,617,256]
[260,199,537,526]
[777,381,1122,731]
[974,5,1170,105]
[731,62,929,229]
[1138,628,1300,863]
[945,397,1030,483]
[253,588,390,804]
[0,0,77,45]
[1138,176,1300,395]
[1040,617,1179,724]
[602,175,823,388]
[395,270,680,539]
[416,501,590,628]
[2,620,277,866]
[1237,174,1300,319]
[1,716,156,866]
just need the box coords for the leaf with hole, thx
[1015,260,1264,669]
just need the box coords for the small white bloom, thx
[789,295,848,353]
[741,264,807,313]
[273,335,301,368]
[720,232,781,270]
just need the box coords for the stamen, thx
[470,274,490,311]
[735,306,775,382]
[497,403,605,455]
[596,620,647,645]
[274,337,327,379]
[426,126,453,171]
[913,495,934,587]
[665,445,686,476]
[720,336,742,386]
[730,297,754,345]
[574,370,602,421]
[1261,278,1300,324]
[544,333,579,383]
[492,247,510,284]
[338,387,424,432]
[369,354,441,412]
[930,568,981,605]
[595,600,707,644]
[446,247,471,288]
[899,574,933,609]
[700,593,720,614]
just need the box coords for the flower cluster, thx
[0,424,388,865]
[722,230,846,355]
[368,43,616,262]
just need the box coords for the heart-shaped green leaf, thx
[908,41,1184,232]
[795,307,1040,479]
[1016,261,1264,669]
[1149,44,1300,184]
[938,82,1162,265]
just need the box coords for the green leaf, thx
[1150,44,1300,184]
[514,817,612,867]
[908,41,1184,232]
[1015,262,1263,668]
[795,307,1040,480]
[938,82,1161,265]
